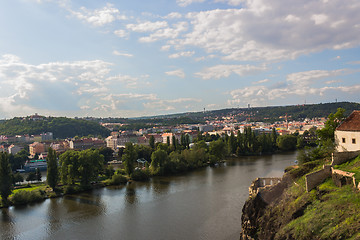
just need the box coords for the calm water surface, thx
[0,152,297,240]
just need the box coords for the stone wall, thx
[305,165,332,192]
[332,169,356,188]
[249,177,282,197]
[331,151,360,165]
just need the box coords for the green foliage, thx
[47,148,59,190]
[276,134,297,151]
[13,172,24,184]
[122,142,137,176]
[35,168,42,182]
[26,172,37,183]
[0,116,110,138]
[9,149,29,171]
[11,189,44,205]
[0,152,13,206]
[98,147,114,163]
[105,173,128,185]
[59,149,104,187]
[317,107,346,153]
[131,169,150,181]
[209,139,227,160]
[150,149,169,175]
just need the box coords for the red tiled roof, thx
[336,110,360,131]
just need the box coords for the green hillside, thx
[241,156,360,240]
[0,117,110,139]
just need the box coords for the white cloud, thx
[161,45,171,51]
[311,14,328,25]
[164,12,182,19]
[152,1,360,62]
[253,79,270,84]
[107,75,139,88]
[114,29,128,38]
[214,0,243,6]
[0,54,114,117]
[195,64,267,80]
[112,50,134,57]
[139,21,188,42]
[228,68,359,105]
[165,69,185,78]
[168,51,195,59]
[143,98,201,112]
[126,21,168,32]
[69,3,126,27]
[177,0,205,7]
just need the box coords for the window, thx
[342,138,346,143]
[352,138,356,144]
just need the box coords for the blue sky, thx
[0,0,360,119]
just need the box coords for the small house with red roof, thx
[335,110,360,152]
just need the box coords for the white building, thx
[335,110,360,152]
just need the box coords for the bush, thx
[64,185,82,194]
[131,169,150,181]
[105,173,128,185]
[11,190,44,205]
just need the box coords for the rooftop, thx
[336,110,360,131]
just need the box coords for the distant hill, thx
[91,101,360,125]
[0,116,110,139]
[149,101,360,122]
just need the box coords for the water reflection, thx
[0,152,298,240]
[125,184,137,205]
[46,198,62,236]
[1,208,15,240]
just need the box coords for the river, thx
[0,152,297,240]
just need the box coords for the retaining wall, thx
[249,177,282,197]
[305,165,332,192]
[332,169,356,188]
[332,151,360,165]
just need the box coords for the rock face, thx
[240,175,291,240]
[240,194,267,240]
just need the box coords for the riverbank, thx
[240,156,360,240]
[1,152,297,240]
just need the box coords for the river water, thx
[0,152,297,240]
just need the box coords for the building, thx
[335,110,360,152]
[106,135,120,150]
[41,132,53,141]
[8,144,23,155]
[29,142,46,156]
[69,138,105,150]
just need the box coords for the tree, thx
[209,139,227,160]
[0,152,13,206]
[47,148,59,190]
[26,172,37,183]
[35,168,42,182]
[99,147,114,163]
[149,135,155,149]
[150,149,168,175]
[78,149,103,187]
[13,172,24,185]
[276,135,297,152]
[317,107,346,147]
[122,142,137,176]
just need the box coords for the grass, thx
[335,155,360,185]
[274,178,360,240]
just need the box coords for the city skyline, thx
[1,0,360,119]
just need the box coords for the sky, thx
[0,0,360,119]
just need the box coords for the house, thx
[8,144,23,155]
[29,142,46,156]
[335,110,360,152]
[69,138,105,150]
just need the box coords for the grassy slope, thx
[257,158,360,240]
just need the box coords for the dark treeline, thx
[0,117,110,138]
